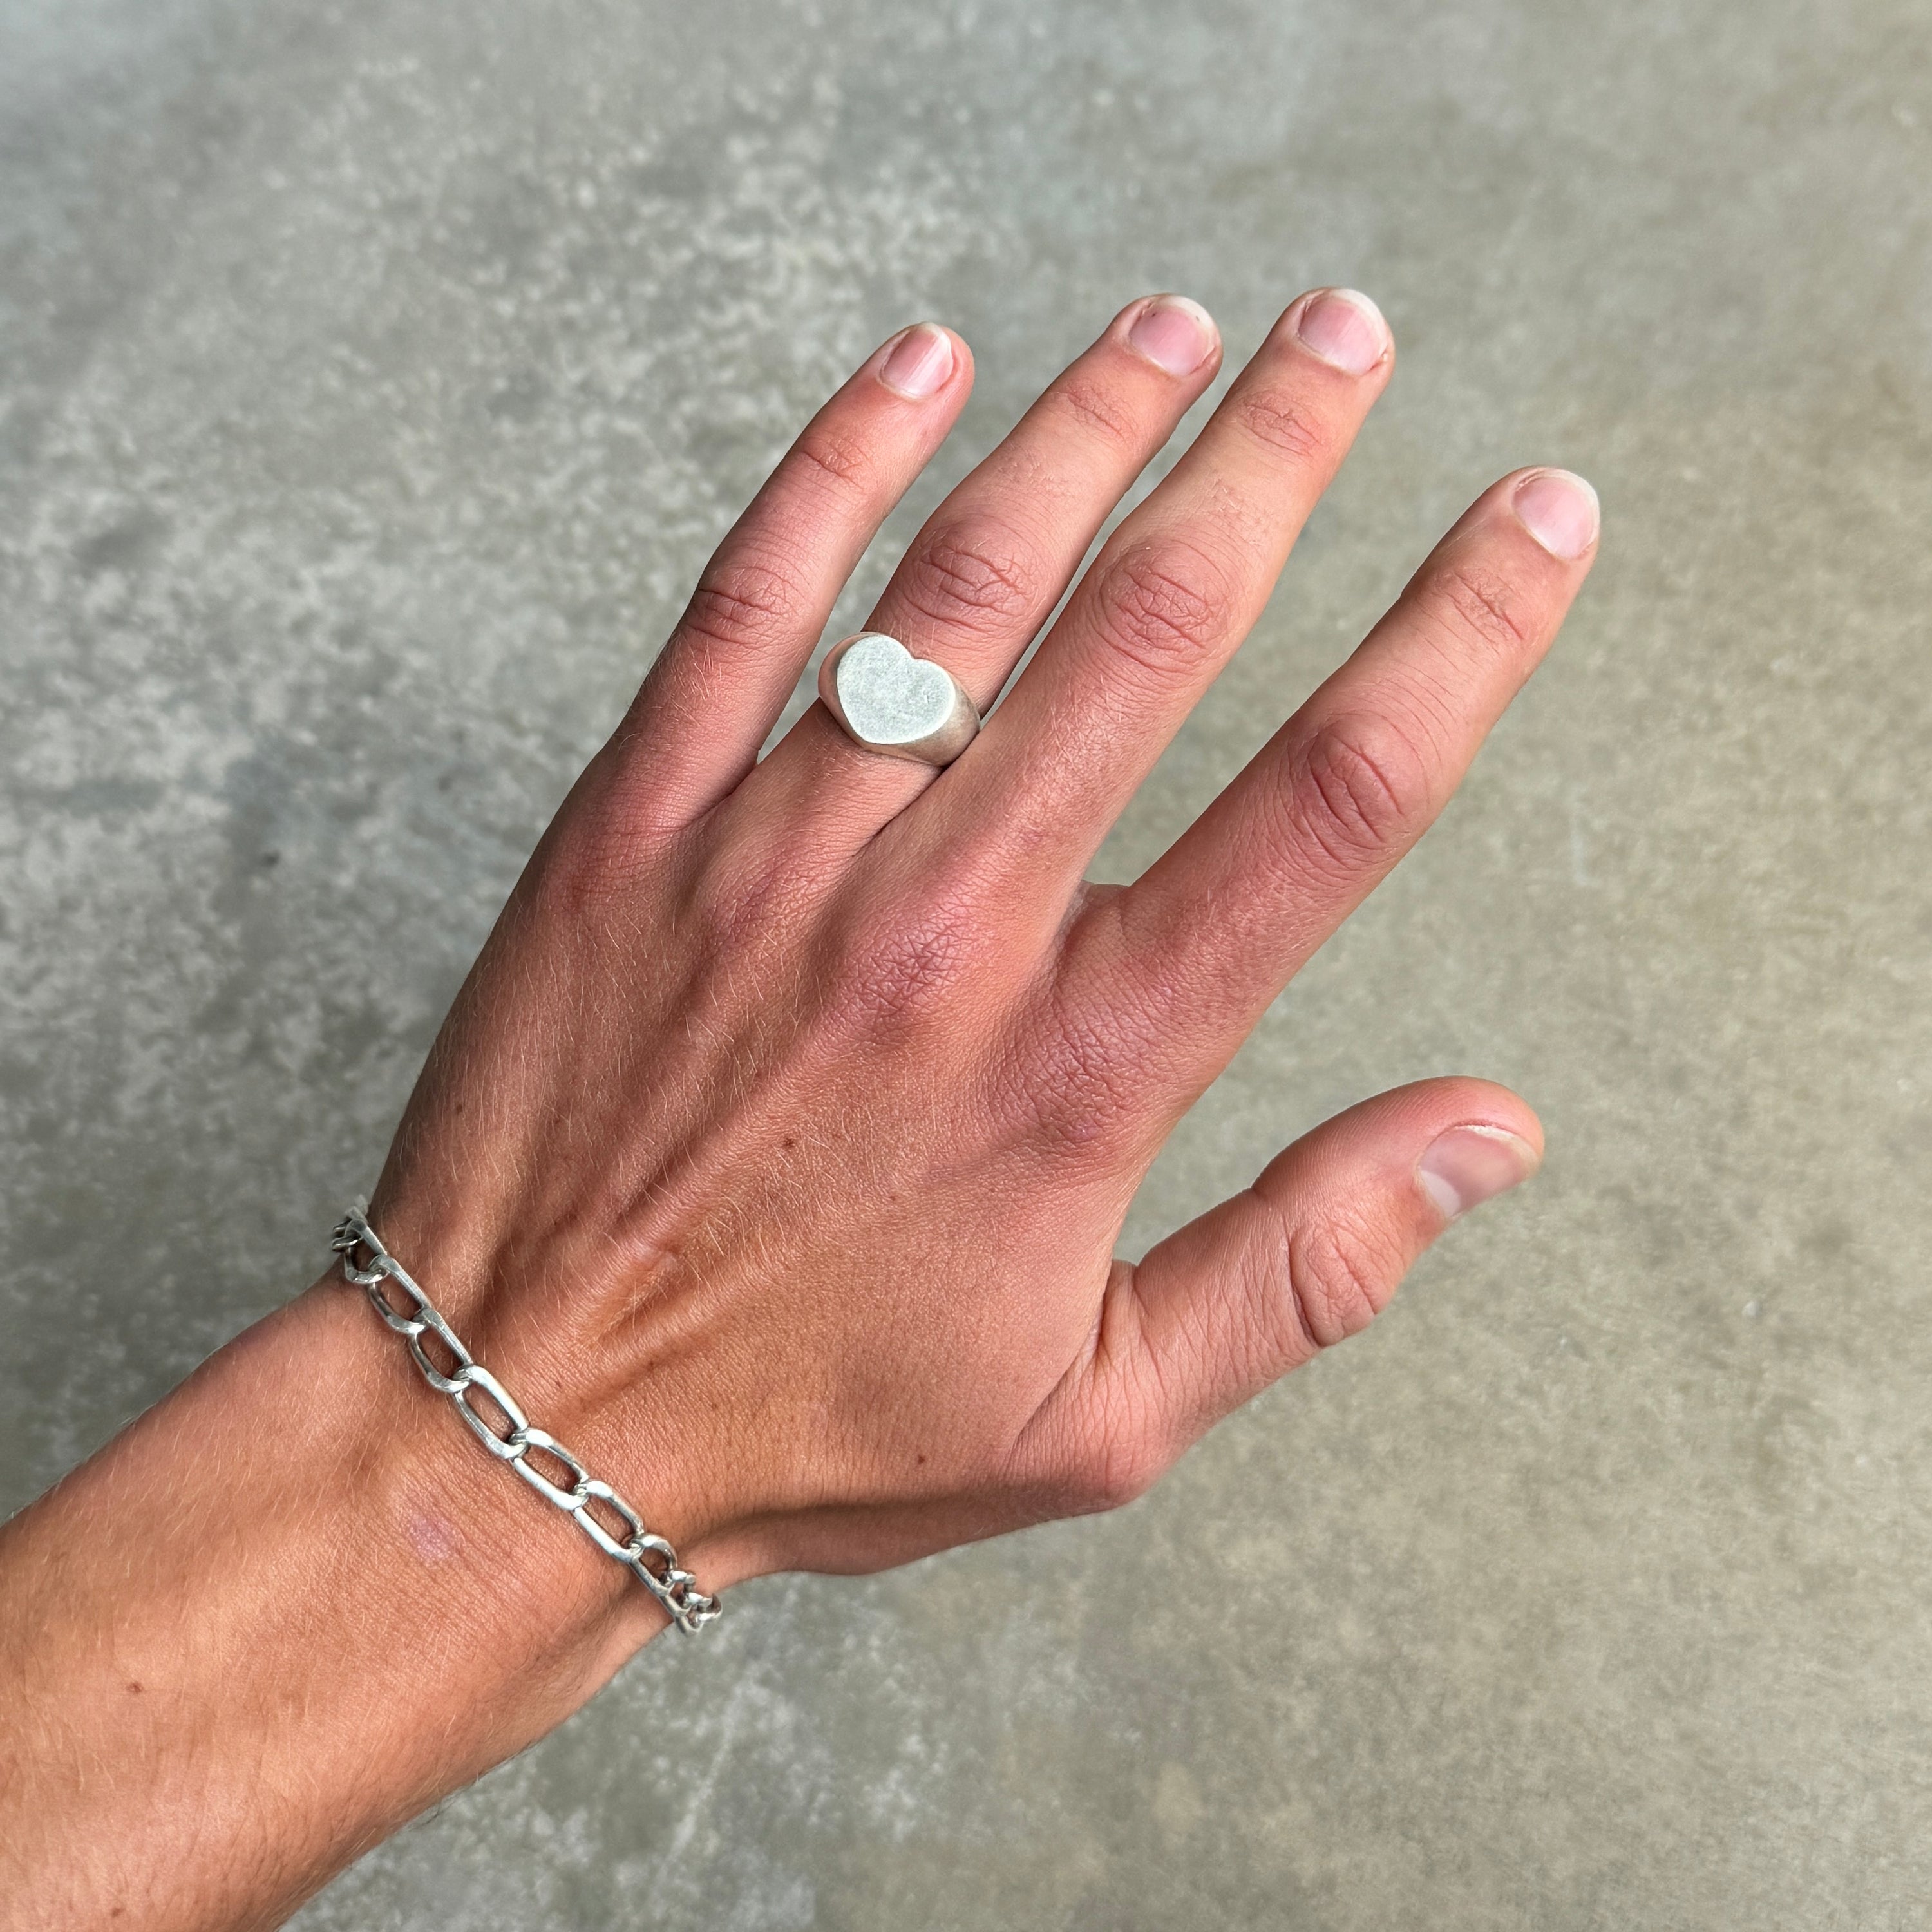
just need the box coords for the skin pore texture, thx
[0,289,1596,1929]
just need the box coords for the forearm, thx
[0,1281,656,1931]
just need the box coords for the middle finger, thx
[932,287,1394,896]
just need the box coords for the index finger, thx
[1072,466,1600,1106]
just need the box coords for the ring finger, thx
[736,293,1225,849]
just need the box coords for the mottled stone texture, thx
[3,0,1929,1924]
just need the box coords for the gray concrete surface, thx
[3,0,1929,1924]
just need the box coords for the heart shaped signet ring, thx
[818,633,981,768]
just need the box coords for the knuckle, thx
[891,523,1041,639]
[1278,1208,1402,1352]
[1230,386,1331,465]
[1010,998,1139,1160]
[1437,562,1533,656]
[522,749,676,920]
[530,820,650,921]
[1090,538,1238,681]
[1282,715,1433,878]
[825,896,981,1039]
[790,421,877,500]
[687,841,824,960]
[1069,1410,1168,1515]
[528,782,688,923]
[678,552,812,658]
[1052,375,1145,448]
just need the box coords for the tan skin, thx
[0,288,1596,1928]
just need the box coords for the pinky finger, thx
[616,323,972,828]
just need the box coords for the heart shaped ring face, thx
[817,633,981,766]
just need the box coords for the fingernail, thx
[1293,287,1390,375]
[1416,1125,1540,1221]
[1126,294,1218,377]
[879,323,954,400]
[1512,469,1600,560]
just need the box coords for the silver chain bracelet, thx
[330,1208,721,1635]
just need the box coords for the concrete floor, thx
[4,0,1930,1924]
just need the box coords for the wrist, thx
[330,1204,744,1624]
[287,1274,667,1707]
[352,1184,777,1597]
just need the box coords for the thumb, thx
[1104,1078,1542,1458]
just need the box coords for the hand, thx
[0,289,1597,1930]
[372,286,1594,1591]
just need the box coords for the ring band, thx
[818,632,980,768]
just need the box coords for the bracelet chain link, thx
[330,1208,721,1636]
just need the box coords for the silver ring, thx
[818,632,980,768]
